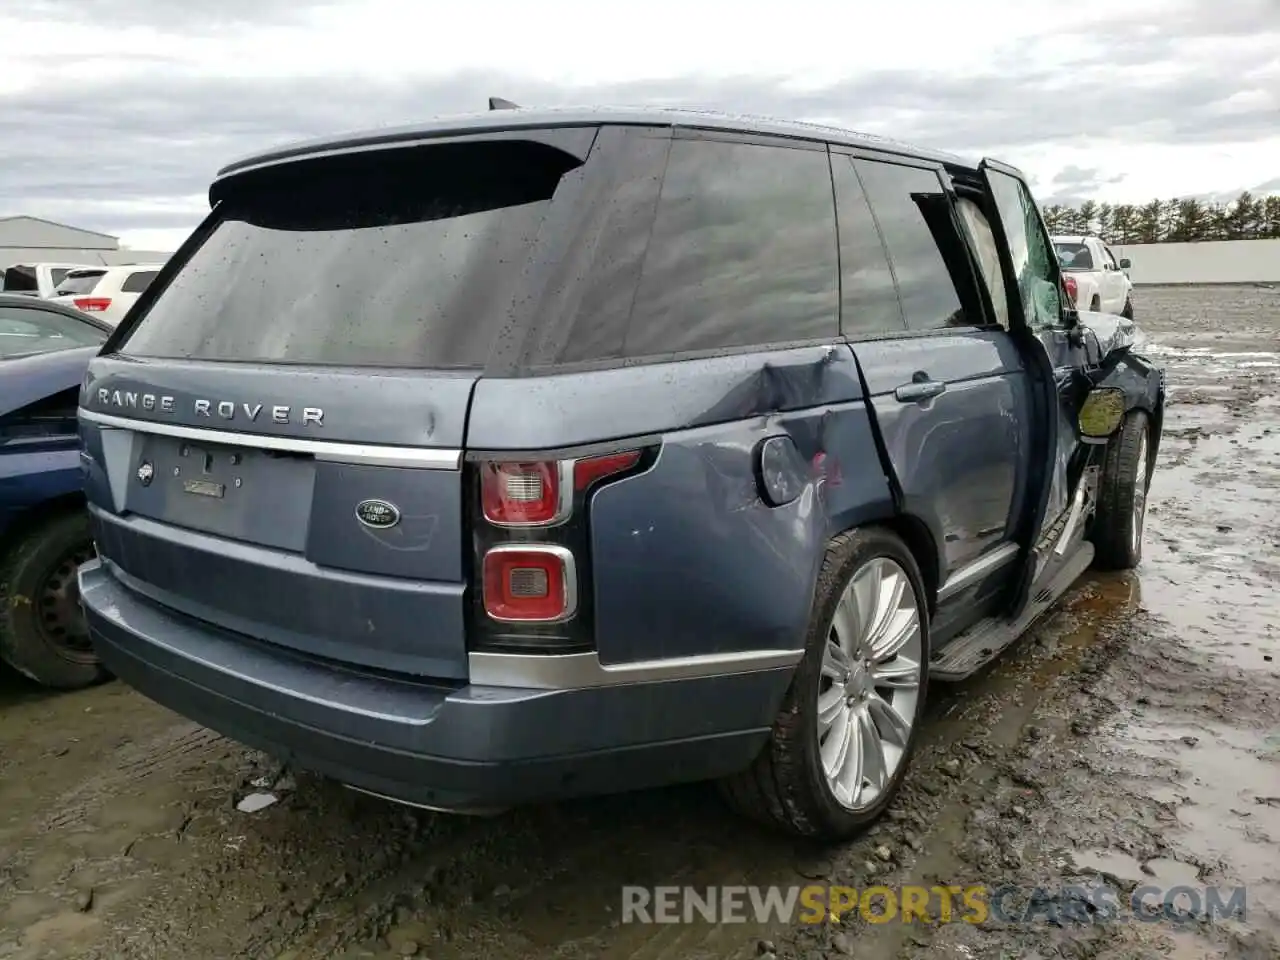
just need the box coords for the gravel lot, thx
[2,284,1277,960]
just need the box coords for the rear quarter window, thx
[120,270,159,293]
[118,140,581,368]
[621,137,839,358]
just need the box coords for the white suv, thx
[50,263,164,327]
[1051,235,1134,319]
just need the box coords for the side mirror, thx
[1118,258,1131,269]
[1078,387,1126,440]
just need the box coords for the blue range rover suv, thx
[76,107,1164,839]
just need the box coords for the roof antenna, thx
[488,97,520,111]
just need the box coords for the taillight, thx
[74,297,111,312]
[1062,275,1078,304]
[480,461,567,526]
[482,545,577,623]
[472,447,645,640]
[479,452,643,528]
[573,451,642,490]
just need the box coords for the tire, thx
[0,511,108,690]
[719,527,930,840]
[1089,295,1101,312]
[1091,410,1151,571]
[1121,297,1134,320]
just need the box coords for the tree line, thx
[1040,191,1280,244]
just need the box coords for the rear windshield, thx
[54,269,105,295]
[1054,242,1094,271]
[120,140,579,368]
[2,266,37,293]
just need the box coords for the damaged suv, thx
[76,107,1164,839]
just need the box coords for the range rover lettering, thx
[76,106,1164,839]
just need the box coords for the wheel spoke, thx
[868,693,913,748]
[849,562,881,651]
[858,708,888,791]
[868,569,906,644]
[820,706,854,776]
[821,639,849,680]
[870,655,920,689]
[871,610,918,662]
[835,714,865,805]
[817,685,846,731]
[831,589,862,657]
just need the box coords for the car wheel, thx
[0,511,109,690]
[1091,410,1151,571]
[1121,297,1135,320]
[1090,295,1101,312]
[719,527,929,839]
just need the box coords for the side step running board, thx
[929,542,1095,682]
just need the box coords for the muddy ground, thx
[2,284,1278,960]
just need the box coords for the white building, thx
[0,215,173,269]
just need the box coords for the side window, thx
[830,157,906,337]
[50,268,70,288]
[121,270,159,293]
[537,127,671,367]
[986,171,1062,329]
[1100,244,1118,270]
[954,198,1010,329]
[623,138,839,357]
[854,159,966,331]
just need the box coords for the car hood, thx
[0,345,98,419]
[1077,310,1150,358]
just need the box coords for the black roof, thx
[213,105,978,184]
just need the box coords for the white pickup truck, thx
[1051,235,1134,318]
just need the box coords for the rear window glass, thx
[0,305,107,358]
[623,138,839,357]
[1054,242,1094,270]
[54,270,105,295]
[120,270,159,293]
[120,141,580,368]
[2,266,37,293]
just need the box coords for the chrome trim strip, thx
[937,541,1020,603]
[77,409,461,469]
[468,648,804,690]
[483,543,578,623]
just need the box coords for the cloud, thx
[2,0,1277,245]
[24,0,340,29]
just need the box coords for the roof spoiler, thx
[488,97,520,111]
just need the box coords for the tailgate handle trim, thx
[78,409,461,470]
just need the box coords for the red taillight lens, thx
[480,461,563,526]
[482,546,576,622]
[74,297,111,312]
[572,450,642,490]
[1062,275,1078,303]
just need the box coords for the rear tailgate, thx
[79,135,590,680]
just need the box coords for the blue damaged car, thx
[75,107,1165,839]
[0,293,110,688]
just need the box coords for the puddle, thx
[1072,849,1200,886]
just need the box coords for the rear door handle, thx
[894,379,946,402]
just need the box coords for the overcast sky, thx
[4,0,1278,251]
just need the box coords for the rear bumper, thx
[79,559,790,810]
